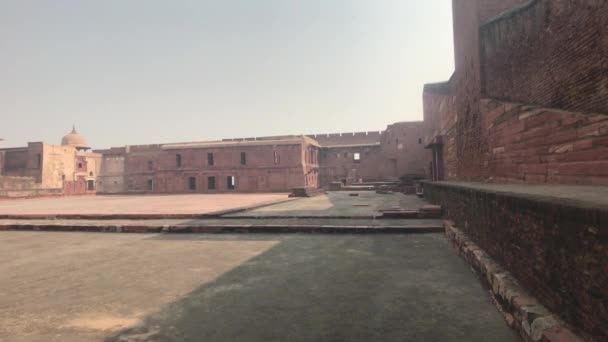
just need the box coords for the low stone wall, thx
[0,176,63,198]
[444,220,582,342]
[424,182,607,341]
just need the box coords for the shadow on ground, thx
[105,234,517,342]
[225,192,429,218]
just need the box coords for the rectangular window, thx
[176,154,182,168]
[207,153,214,166]
[354,152,361,163]
[273,151,280,164]
[147,161,153,170]
[207,176,216,190]
[343,152,348,158]
[36,154,42,169]
[188,176,196,190]
[147,179,153,191]
[240,152,247,165]
[227,176,235,190]
[87,180,95,191]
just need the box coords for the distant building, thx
[94,136,321,194]
[0,122,428,197]
[0,127,101,197]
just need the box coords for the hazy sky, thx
[1,0,454,149]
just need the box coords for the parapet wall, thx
[424,182,607,341]
[481,0,608,114]
[307,131,382,147]
[0,175,62,198]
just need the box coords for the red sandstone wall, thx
[424,90,608,184]
[481,0,608,114]
[63,176,88,195]
[307,132,381,147]
[302,141,320,189]
[427,0,606,183]
[318,145,387,187]
[423,89,458,180]
[316,123,428,187]
[450,0,535,179]
[381,122,428,178]
[122,142,314,193]
[481,99,608,185]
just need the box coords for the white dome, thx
[61,126,90,149]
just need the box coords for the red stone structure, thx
[422,1,608,340]
[94,122,428,194]
[95,136,320,194]
[424,0,608,185]
[1,122,429,196]
[314,122,428,187]
[0,127,100,198]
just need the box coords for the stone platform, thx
[423,181,607,341]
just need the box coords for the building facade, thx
[95,136,320,194]
[0,121,429,196]
[0,127,101,197]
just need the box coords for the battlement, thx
[306,131,382,147]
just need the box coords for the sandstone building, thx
[0,122,428,196]
[0,127,101,197]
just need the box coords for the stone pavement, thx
[227,191,428,217]
[428,181,608,209]
[0,217,444,234]
[0,193,291,217]
[0,232,518,342]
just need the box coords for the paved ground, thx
[227,192,428,217]
[0,232,517,342]
[432,181,608,208]
[0,217,443,228]
[0,194,289,216]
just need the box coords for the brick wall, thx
[449,0,553,180]
[423,88,458,180]
[381,122,428,177]
[424,182,608,340]
[423,91,608,184]
[423,0,608,184]
[318,145,386,187]
[480,99,608,185]
[63,176,88,195]
[481,0,608,114]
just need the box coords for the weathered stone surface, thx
[444,219,584,342]
[431,183,607,341]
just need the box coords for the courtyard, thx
[0,193,289,217]
[0,231,517,342]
